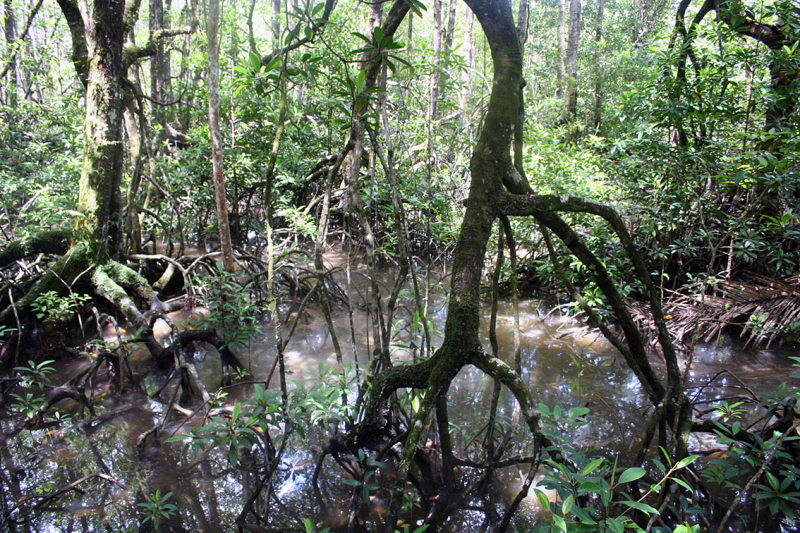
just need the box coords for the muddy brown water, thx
[0,262,796,532]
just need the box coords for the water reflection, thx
[0,279,795,531]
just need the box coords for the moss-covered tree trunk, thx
[76,0,126,258]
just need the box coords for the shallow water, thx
[0,263,796,532]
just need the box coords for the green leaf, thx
[384,39,405,50]
[617,467,646,484]
[373,27,384,46]
[265,55,281,72]
[248,51,261,72]
[606,517,625,533]
[671,477,692,491]
[562,494,574,515]
[553,405,562,420]
[552,514,567,532]
[581,458,604,476]
[229,442,238,465]
[356,70,366,93]
[577,481,604,493]
[617,500,658,515]
[352,31,372,45]
[570,407,590,419]
[534,488,550,509]
[675,455,699,469]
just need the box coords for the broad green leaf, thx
[562,494,574,515]
[534,488,550,509]
[248,51,261,71]
[617,500,658,515]
[570,407,590,419]
[356,70,366,92]
[617,467,646,484]
[581,458,604,476]
[675,455,699,469]
[577,481,604,493]
[606,517,625,533]
[352,31,372,45]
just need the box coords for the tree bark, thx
[592,0,604,130]
[76,0,127,257]
[444,0,457,52]
[368,0,383,30]
[149,0,171,133]
[3,0,17,106]
[563,0,581,120]
[557,0,566,96]
[206,0,236,273]
[460,6,475,142]
[429,0,442,124]
[271,0,281,49]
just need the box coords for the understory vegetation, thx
[0,0,799,531]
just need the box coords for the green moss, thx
[91,265,145,326]
[0,229,72,268]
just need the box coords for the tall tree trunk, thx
[3,0,17,106]
[149,0,163,126]
[517,0,528,42]
[444,0,457,52]
[271,0,281,49]
[592,0,604,131]
[556,0,566,97]
[76,0,126,257]
[562,0,581,121]
[368,0,382,29]
[429,0,442,124]
[207,0,236,273]
[460,6,475,142]
[149,0,172,133]
[515,0,528,174]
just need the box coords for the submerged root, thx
[319,336,552,531]
[1,239,240,429]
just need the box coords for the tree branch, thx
[123,25,197,71]
[55,0,88,86]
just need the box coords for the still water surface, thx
[0,270,794,532]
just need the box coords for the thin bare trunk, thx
[428,0,442,124]
[368,0,382,29]
[444,0,456,52]
[563,0,581,120]
[207,0,236,272]
[460,7,474,142]
[271,0,280,49]
[3,0,17,105]
[592,0,604,130]
[247,0,257,54]
[149,0,166,129]
[557,0,566,96]
[516,0,528,43]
